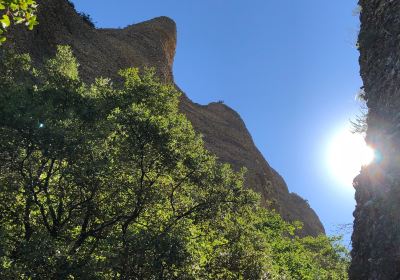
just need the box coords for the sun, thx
[327,126,374,186]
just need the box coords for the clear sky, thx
[71,0,361,242]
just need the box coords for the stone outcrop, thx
[350,1,400,279]
[7,0,324,237]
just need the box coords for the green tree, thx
[0,0,38,44]
[0,46,349,279]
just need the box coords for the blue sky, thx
[71,0,361,241]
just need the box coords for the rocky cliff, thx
[350,1,400,279]
[6,0,324,237]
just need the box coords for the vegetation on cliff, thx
[0,0,38,43]
[0,46,349,279]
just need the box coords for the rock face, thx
[350,1,400,279]
[7,0,324,237]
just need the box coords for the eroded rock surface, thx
[7,0,324,237]
[351,1,400,279]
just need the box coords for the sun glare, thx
[327,126,374,186]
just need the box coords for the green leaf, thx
[14,17,24,24]
[0,3,5,10]
[28,20,34,30]
[0,15,10,29]
[9,3,18,10]
[20,2,28,10]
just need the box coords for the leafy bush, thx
[0,0,38,44]
[0,46,349,279]
[65,1,95,28]
[79,12,95,28]
[66,0,75,9]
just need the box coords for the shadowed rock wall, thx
[6,0,324,237]
[350,1,400,279]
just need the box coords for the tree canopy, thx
[0,46,350,279]
[0,0,38,43]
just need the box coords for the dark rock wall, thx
[350,1,400,279]
[6,0,324,237]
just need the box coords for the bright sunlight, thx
[327,126,375,186]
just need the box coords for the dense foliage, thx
[0,46,350,279]
[0,0,38,43]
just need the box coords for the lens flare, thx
[327,127,374,186]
